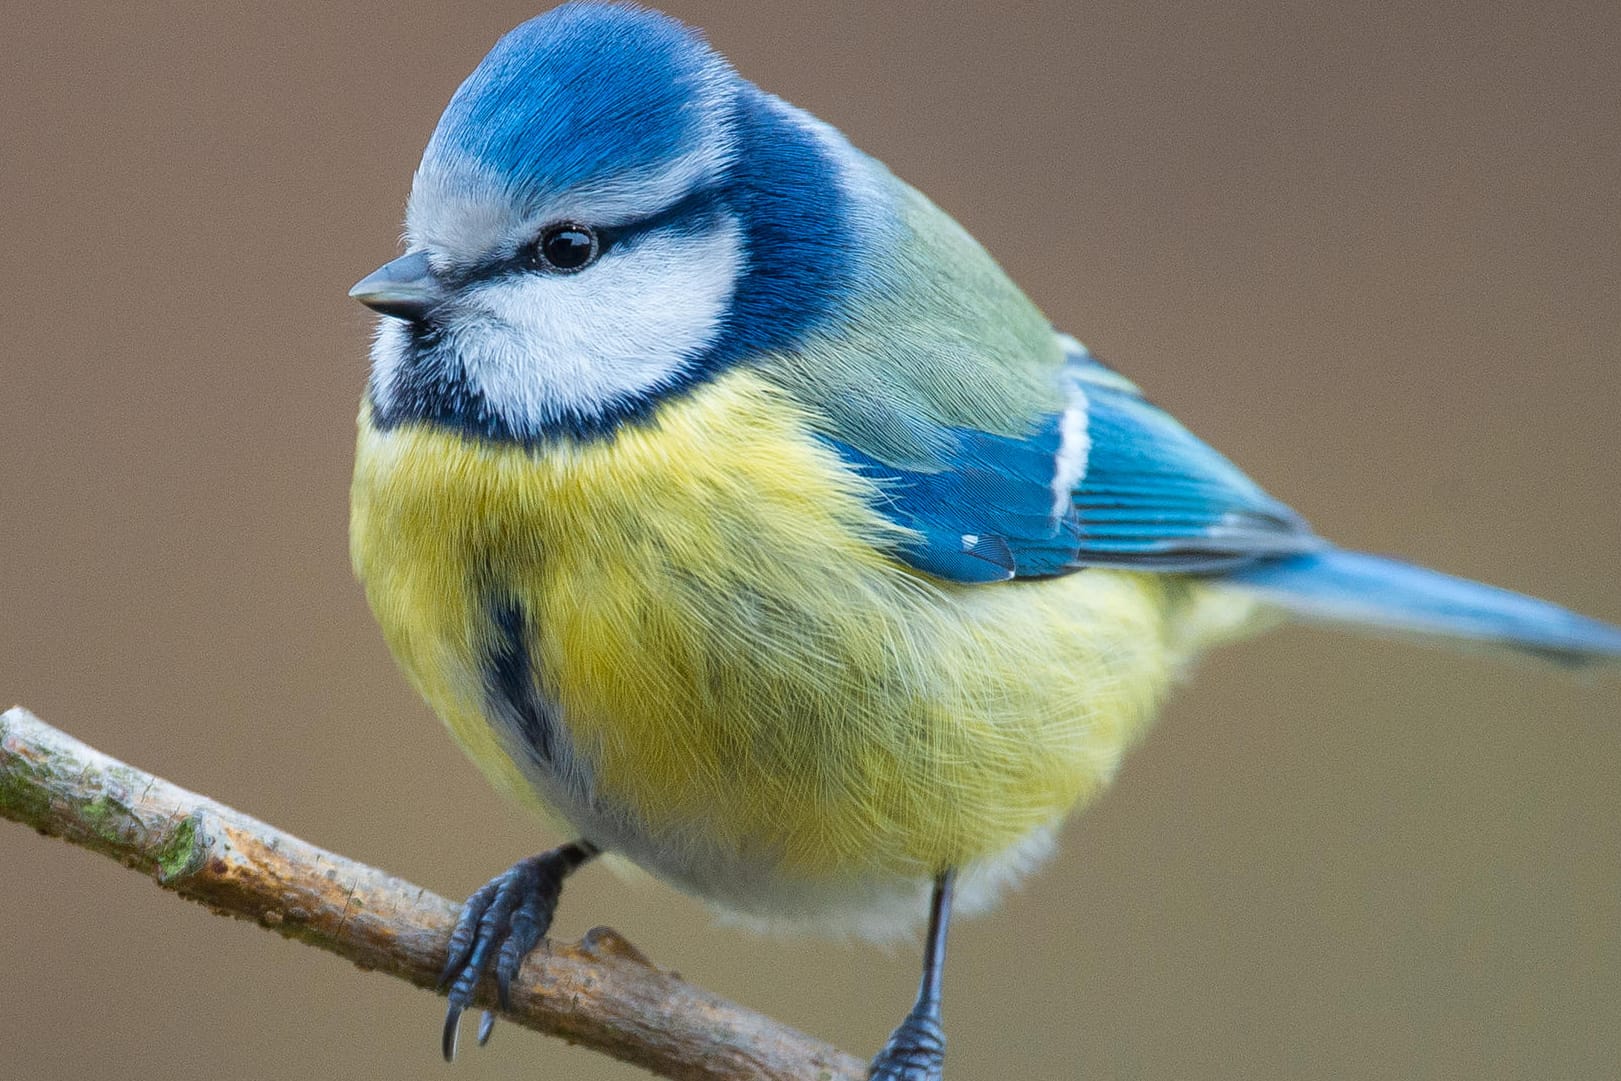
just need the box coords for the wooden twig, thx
[0,706,864,1081]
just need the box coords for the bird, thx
[346,4,1621,1077]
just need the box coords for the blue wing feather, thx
[1071,379,1319,571]
[827,335,1320,582]
[828,421,1078,582]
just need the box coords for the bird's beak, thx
[349,250,446,321]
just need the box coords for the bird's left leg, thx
[437,839,600,1059]
[869,869,956,1081]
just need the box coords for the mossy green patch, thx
[79,791,131,845]
[0,754,53,829]
[155,814,201,882]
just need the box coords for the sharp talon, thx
[477,1010,496,1046]
[442,1005,463,1062]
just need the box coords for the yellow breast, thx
[351,370,1215,887]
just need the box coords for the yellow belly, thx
[351,370,1238,911]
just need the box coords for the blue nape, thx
[707,88,862,366]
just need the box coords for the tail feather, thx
[1220,549,1621,666]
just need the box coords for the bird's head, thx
[352,2,878,444]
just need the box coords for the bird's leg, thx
[869,869,956,1081]
[438,839,600,1060]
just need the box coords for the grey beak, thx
[349,250,446,321]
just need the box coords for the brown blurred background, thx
[3,2,1618,1079]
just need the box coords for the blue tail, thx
[1221,549,1621,666]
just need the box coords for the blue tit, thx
[346,4,1621,1077]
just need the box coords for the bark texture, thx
[0,705,864,1081]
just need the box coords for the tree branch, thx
[0,706,864,1081]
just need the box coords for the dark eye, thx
[531,224,599,273]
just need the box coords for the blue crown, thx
[422,3,731,205]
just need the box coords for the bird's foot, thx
[437,842,595,1060]
[869,1008,946,1080]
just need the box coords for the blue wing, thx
[818,336,1621,665]
[829,335,1322,583]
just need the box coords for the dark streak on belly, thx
[482,597,560,769]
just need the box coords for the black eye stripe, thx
[596,185,725,250]
[451,185,728,286]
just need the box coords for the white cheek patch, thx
[449,213,744,430]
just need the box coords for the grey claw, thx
[442,1005,462,1062]
[477,1009,496,1046]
